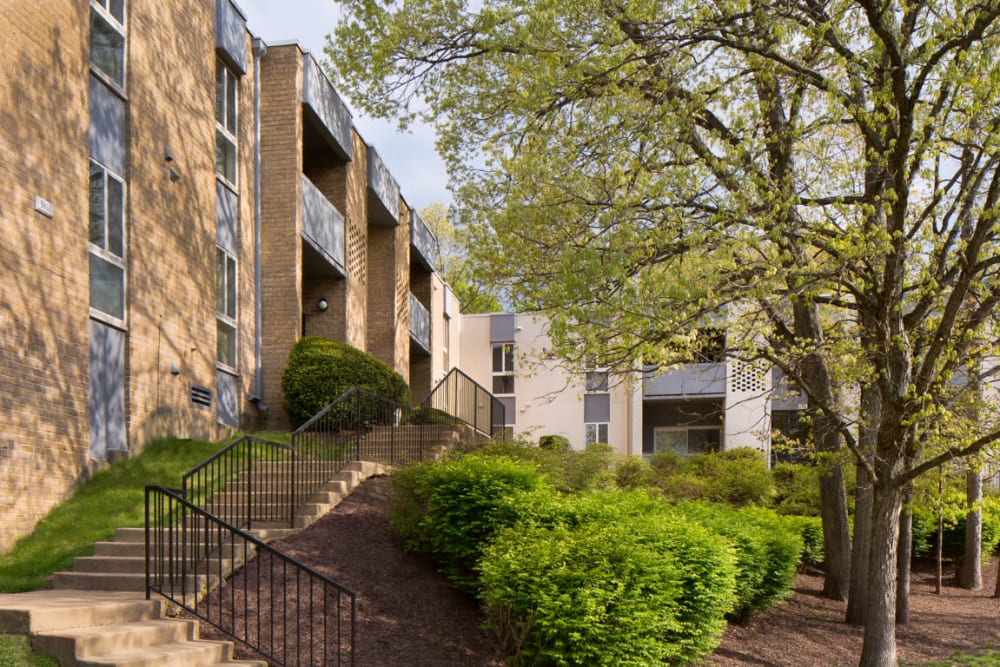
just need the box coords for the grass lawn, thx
[0,635,59,667]
[0,433,289,593]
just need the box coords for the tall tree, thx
[328,1,1000,664]
[420,202,504,313]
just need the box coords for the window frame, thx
[89,1,127,91]
[215,60,239,187]
[88,160,126,325]
[651,426,721,458]
[216,246,238,371]
[584,365,609,394]
[491,341,515,396]
[585,422,609,446]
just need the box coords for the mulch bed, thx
[195,476,1000,666]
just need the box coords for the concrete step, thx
[33,617,198,662]
[50,571,215,594]
[0,591,161,634]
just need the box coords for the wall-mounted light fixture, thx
[317,298,328,312]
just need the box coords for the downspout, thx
[250,36,267,409]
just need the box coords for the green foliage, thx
[281,337,410,426]
[538,434,570,450]
[653,448,775,507]
[407,406,457,425]
[911,495,1000,560]
[0,437,242,592]
[676,502,802,623]
[771,463,822,517]
[389,455,548,592]
[613,456,655,489]
[479,490,737,666]
[0,635,59,667]
[477,438,616,492]
[783,515,825,568]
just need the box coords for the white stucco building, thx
[459,312,807,460]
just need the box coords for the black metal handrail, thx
[290,387,440,515]
[182,435,294,530]
[419,367,507,438]
[146,485,355,666]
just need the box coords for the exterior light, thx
[317,298,328,312]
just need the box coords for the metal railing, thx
[146,486,355,666]
[290,387,441,515]
[182,436,294,530]
[420,367,507,438]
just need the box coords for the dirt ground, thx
[204,475,1000,666]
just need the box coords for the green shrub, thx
[653,448,774,507]
[677,502,802,623]
[771,463,822,516]
[784,515,825,567]
[406,406,457,425]
[479,491,736,666]
[477,438,616,493]
[911,494,1000,559]
[389,455,548,592]
[613,456,654,489]
[538,434,570,450]
[281,337,411,426]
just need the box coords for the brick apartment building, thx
[0,0,458,554]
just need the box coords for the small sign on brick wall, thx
[33,195,54,218]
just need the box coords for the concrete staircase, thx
[7,426,474,666]
[0,590,265,666]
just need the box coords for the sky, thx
[237,0,451,210]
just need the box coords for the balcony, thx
[409,293,430,354]
[301,174,346,277]
[410,209,438,271]
[302,55,352,161]
[367,145,400,226]
[215,0,247,74]
[643,363,727,398]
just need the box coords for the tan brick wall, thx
[126,0,252,448]
[0,1,92,553]
[343,130,369,350]
[258,44,304,428]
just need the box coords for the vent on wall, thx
[190,384,213,410]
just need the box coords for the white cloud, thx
[237,0,452,208]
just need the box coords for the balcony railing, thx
[302,173,346,276]
[409,210,438,271]
[643,362,727,398]
[366,145,399,226]
[409,293,430,354]
[302,55,353,161]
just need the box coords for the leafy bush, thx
[389,455,548,592]
[479,490,737,666]
[477,439,616,492]
[653,448,774,507]
[613,456,654,489]
[912,495,1000,559]
[538,434,570,450]
[771,463,822,516]
[281,337,410,426]
[676,502,802,623]
[784,515,825,567]
[406,406,457,425]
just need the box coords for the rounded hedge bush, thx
[281,337,411,426]
[479,490,737,666]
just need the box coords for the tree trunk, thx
[847,462,873,624]
[896,485,913,624]
[859,482,903,667]
[818,458,852,600]
[847,381,879,624]
[959,465,983,590]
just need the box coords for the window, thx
[652,427,720,457]
[585,422,609,445]
[88,161,125,321]
[442,314,451,370]
[216,247,237,368]
[492,342,515,395]
[215,60,238,184]
[89,1,126,88]
[584,364,609,393]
